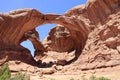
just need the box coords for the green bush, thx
[0,64,30,80]
[81,77,87,80]
[7,72,30,80]
[89,75,111,80]
[98,77,111,80]
[50,78,56,80]
[90,75,97,80]
[70,78,74,80]
[81,75,111,80]
[0,64,11,80]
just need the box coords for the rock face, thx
[42,0,120,64]
[0,9,60,65]
[61,0,120,71]
[42,0,120,68]
[0,7,91,64]
[43,25,74,52]
[0,9,61,51]
[24,29,47,61]
[0,0,120,75]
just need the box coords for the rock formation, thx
[0,9,61,51]
[24,29,47,61]
[0,6,91,64]
[38,0,120,70]
[0,1,120,79]
[59,0,120,71]
[43,25,74,52]
[42,0,120,65]
[0,9,61,65]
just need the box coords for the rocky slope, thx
[0,0,120,80]
[42,0,120,66]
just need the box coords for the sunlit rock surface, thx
[0,0,120,80]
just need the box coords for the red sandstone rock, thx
[0,1,119,78]
[0,9,60,65]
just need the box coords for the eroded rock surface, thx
[0,1,120,79]
[37,0,120,71]
[43,25,74,52]
[0,9,60,65]
[61,0,120,71]
[0,7,91,65]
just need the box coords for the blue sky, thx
[0,0,87,56]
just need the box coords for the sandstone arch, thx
[0,9,60,51]
[0,0,120,78]
[0,8,90,65]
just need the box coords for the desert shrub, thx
[0,64,30,80]
[89,75,97,80]
[81,75,111,80]
[7,72,30,80]
[50,78,56,80]
[98,77,111,80]
[89,75,111,80]
[0,64,11,80]
[70,78,74,80]
[81,76,88,80]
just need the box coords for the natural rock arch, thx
[0,8,90,65]
[0,9,60,51]
[0,0,120,78]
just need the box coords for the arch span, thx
[0,8,90,65]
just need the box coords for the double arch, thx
[0,8,90,64]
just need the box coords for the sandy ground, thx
[30,65,120,80]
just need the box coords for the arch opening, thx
[36,24,57,41]
[18,11,89,65]
[21,40,35,56]
[20,24,57,56]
